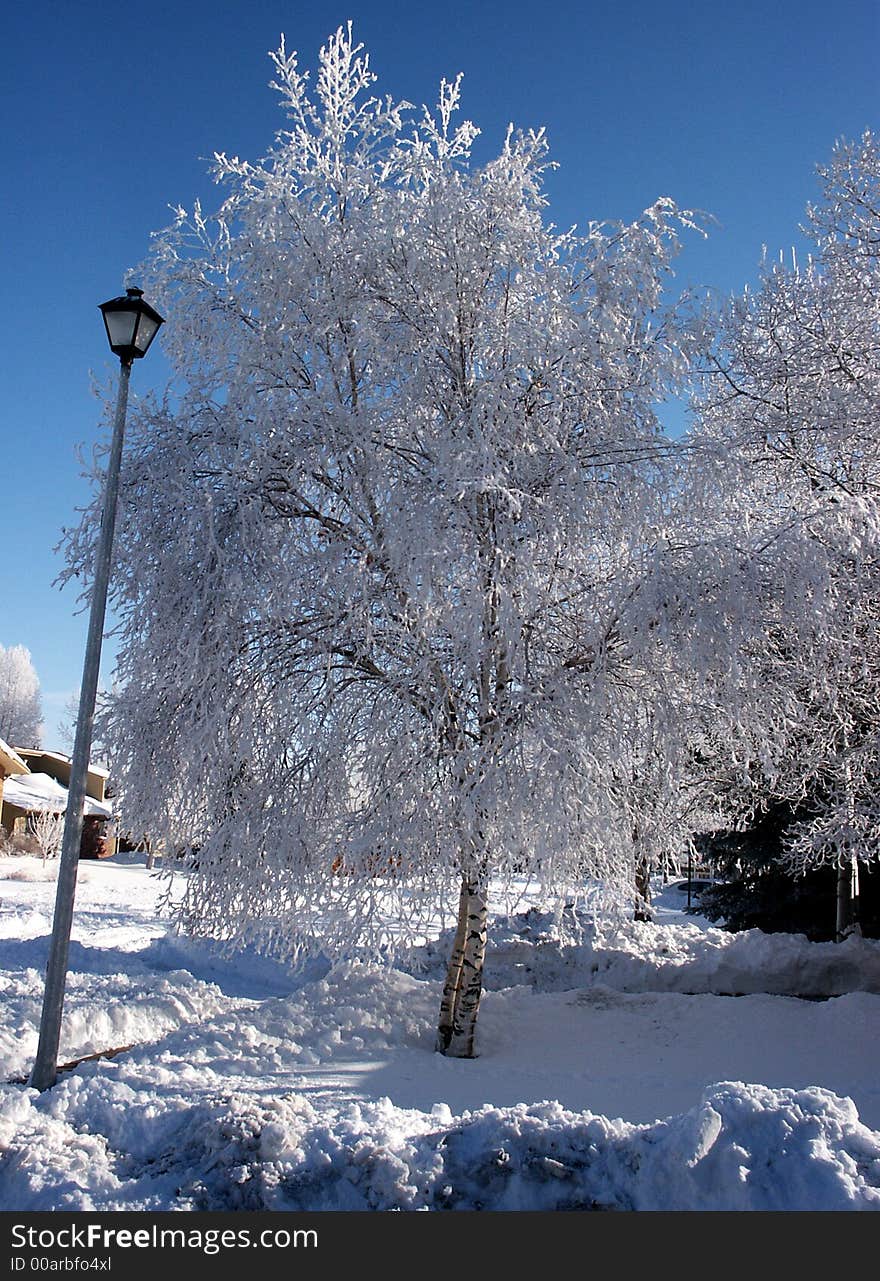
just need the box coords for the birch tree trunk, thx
[434,486,503,1058]
[836,757,862,942]
[435,877,471,1052]
[835,854,861,941]
[632,820,652,921]
[634,853,653,922]
[436,871,489,1058]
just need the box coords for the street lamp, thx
[29,287,163,1092]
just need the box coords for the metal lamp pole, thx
[30,288,163,1091]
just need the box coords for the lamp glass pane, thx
[104,309,138,350]
[133,313,160,354]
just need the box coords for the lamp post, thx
[30,287,163,1092]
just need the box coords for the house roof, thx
[17,749,110,778]
[0,737,29,777]
[1,771,114,819]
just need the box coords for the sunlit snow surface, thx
[1,855,878,1210]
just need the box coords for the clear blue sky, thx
[1,0,877,740]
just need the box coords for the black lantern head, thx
[99,287,164,363]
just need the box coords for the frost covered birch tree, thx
[66,27,707,1054]
[689,132,880,936]
[0,644,42,747]
[28,809,65,863]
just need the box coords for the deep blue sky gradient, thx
[1,0,877,735]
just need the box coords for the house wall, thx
[16,752,107,803]
[0,799,117,858]
[1,800,38,835]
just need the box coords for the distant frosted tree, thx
[28,809,65,862]
[65,26,707,1055]
[0,644,42,747]
[57,691,109,764]
[56,693,79,753]
[690,131,880,937]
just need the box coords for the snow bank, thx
[2,1079,878,1211]
[1,959,878,1211]
[404,901,880,996]
[1,861,878,1211]
[0,954,235,1080]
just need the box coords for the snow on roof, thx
[0,737,29,775]
[1,771,114,818]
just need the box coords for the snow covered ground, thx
[1,854,879,1211]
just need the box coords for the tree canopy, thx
[64,27,880,1050]
[691,131,880,887]
[0,644,42,748]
